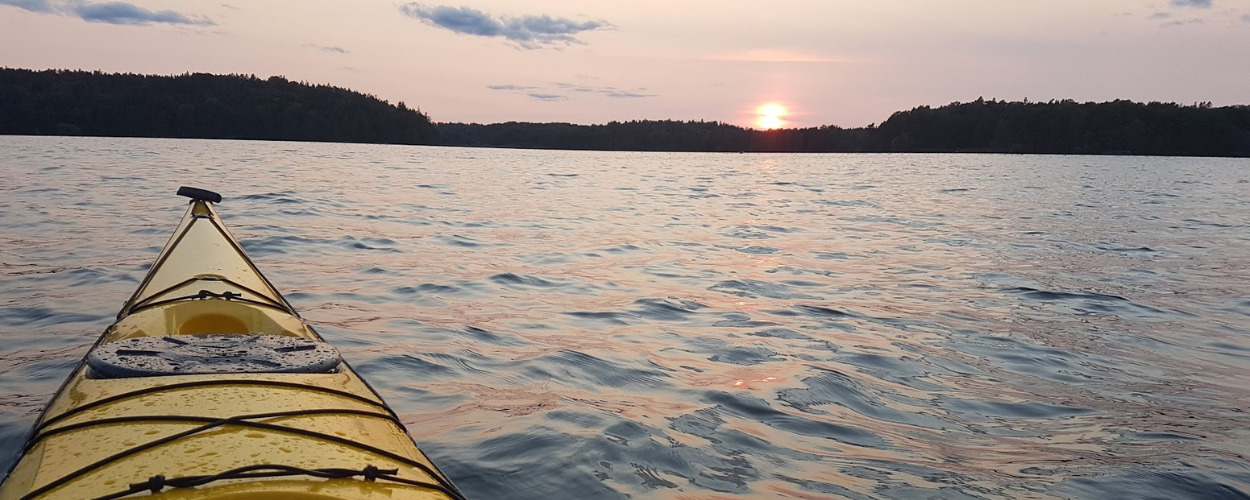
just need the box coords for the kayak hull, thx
[0,192,463,500]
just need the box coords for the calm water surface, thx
[1,136,1248,499]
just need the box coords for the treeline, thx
[436,119,877,153]
[874,98,1250,156]
[0,68,436,144]
[440,99,1250,157]
[3,68,1248,156]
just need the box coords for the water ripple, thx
[1,138,1248,499]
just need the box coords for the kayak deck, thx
[0,189,464,500]
[8,372,457,499]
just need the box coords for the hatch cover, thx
[88,334,342,378]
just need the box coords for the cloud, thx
[604,90,653,98]
[1161,17,1205,26]
[305,44,348,54]
[0,0,54,12]
[0,0,213,25]
[527,93,566,101]
[487,84,538,91]
[399,3,610,49]
[1242,13,1250,22]
[1169,0,1211,7]
[76,2,211,25]
[489,82,655,101]
[489,84,564,101]
[554,82,655,98]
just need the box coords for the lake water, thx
[1,136,1248,499]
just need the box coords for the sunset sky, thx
[2,0,1248,129]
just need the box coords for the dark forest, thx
[3,68,1248,157]
[0,68,436,145]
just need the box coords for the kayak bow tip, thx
[177,186,223,203]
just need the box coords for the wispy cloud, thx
[399,3,610,49]
[489,84,565,101]
[554,82,655,99]
[489,82,655,102]
[527,93,566,101]
[76,2,210,25]
[1242,13,1250,22]
[1169,0,1211,7]
[1,0,53,12]
[488,84,540,92]
[489,84,568,101]
[1161,17,1205,26]
[305,44,348,54]
[0,0,213,25]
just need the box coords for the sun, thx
[755,103,787,130]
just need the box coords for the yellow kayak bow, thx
[0,187,466,500]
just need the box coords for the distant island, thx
[0,68,436,145]
[3,68,1248,157]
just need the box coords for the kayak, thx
[0,187,467,500]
